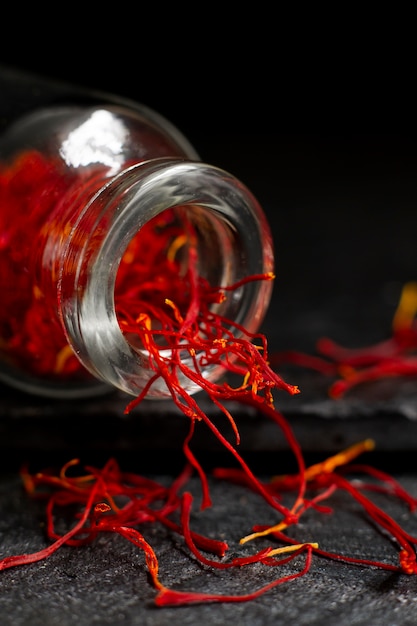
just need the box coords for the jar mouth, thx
[60,159,274,398]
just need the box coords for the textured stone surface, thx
[1,472,417,626]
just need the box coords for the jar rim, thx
[59,159,274,398]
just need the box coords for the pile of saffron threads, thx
[1,150,417,605]
[272,281,417,398]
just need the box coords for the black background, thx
[1,12,414,139]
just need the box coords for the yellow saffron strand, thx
[392,281,417,332]
[267,542,319,557]
[54,345,75,373]
[240,520,291,545]
[166,234,188,262]
[301,438,375,482]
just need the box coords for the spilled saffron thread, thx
[272,281,417,398]
[4,435,417,606]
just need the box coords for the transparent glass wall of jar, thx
[0,69,274,398]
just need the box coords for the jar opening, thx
[114,205,242,354]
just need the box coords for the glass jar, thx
[0,69,274,399]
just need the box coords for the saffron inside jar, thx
[0,151,212,381]
[0,150,83,379]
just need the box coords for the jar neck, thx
[53,158,274,398]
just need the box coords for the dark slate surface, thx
[1,65,417,625]
[1,472,417,626]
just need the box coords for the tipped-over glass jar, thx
[0,83,274,399]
